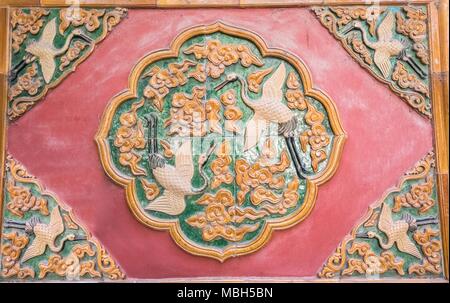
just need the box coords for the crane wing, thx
[243,113,266,151]
[397,235,422,259]
[22,239,46,262]
[175,139,194,181]
[49,206,65,236]
[378,203,394,235]
[40,18,57,45]
[261,63,286,103]
[374,49,392,78]
[377,11,394,41]
[40,52,56,83]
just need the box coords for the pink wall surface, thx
[7,8,433,279]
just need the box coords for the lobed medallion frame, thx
[0,0,447,282]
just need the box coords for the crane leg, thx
[8,53,36,83]
[4,218,25,225]
[3,223,26,230]
[9,59,27,83]
[417,216,437,222]
[290,136,309,178]
[284,136,307,180]
[152,115,158,154]
[146,114,165,169]
[146,114,159,155]
[416,217,439,226]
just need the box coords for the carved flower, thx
[113,99,146,175]
[205,203,231,225]
[165,86,219,136]
[396,6,427,42]
[8,63,41,101]
[286,90,306,110]
[184,40,263,79]
[6,180,49,217]
[188,190,234,227]
[220,90,236,106]
[59,8,105,34]
[365,6,382,23]
[1,232,34,278]
[208,41,240,66]
[150,68,176,89]
[10,8,49,53]
[306,125,331,150]
[285,72,307,110]
[223,105,242,119]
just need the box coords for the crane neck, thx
[357,28,377,50]
[191,163,209,194]
[237,77,254,108]
[49,235,71,252]
[372,233,394,250]
[54,33,76,56]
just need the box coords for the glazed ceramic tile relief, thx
[313,6,432,119]
[0,3,447,282]
[319,152,444,279]
[8,7,127,120]
[96,22,346,260]
[2,155,125,280]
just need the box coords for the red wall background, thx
[7,8,432,279]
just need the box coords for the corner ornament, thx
[1,156,125,281]
[313,6,431,119]
[8,8,128,120]
[96,22,346,261]
[318,152,444,279]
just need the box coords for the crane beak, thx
[205,141,217,160]
[341,25,355,35]
[214,79,232,91]
[200,141,217,168]
[355,232,369,239]
[76,33,93,43]
[73,235,87,241]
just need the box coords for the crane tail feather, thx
[144,190,185,216]
[244,114,265,151]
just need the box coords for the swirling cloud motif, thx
[96,22,346,261]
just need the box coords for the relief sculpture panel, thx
[1,156,124,281]
[313,5,432,118]
[318,152,444,279]
[0,3,446,282]
[96,22,345,260]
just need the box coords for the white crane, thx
[215,63,308,180]
[4,206,85,262]
[10,18,92,84]
[356,203,438,258]
[144,114,216,215]
[342,11,407,78]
